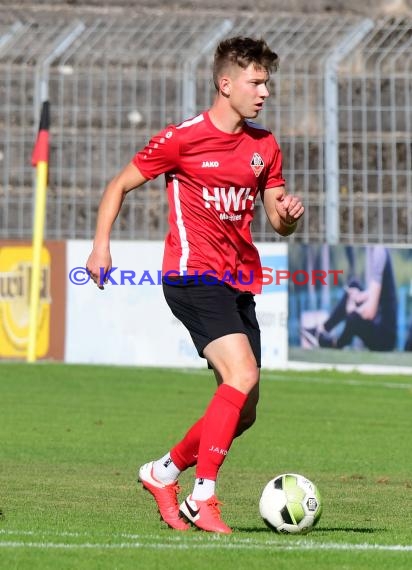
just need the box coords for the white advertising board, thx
[65,240,288,368]
[255,242,288,369]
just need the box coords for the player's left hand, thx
[276,193,304,226]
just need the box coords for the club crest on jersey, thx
[250,152,264,177]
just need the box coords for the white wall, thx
[65,240,288,368]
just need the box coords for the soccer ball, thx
[259,473,322,534]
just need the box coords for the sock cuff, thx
[216,383,248,410]
[170,449,185,471]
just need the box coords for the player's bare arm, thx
[86,162,148,287]
[262,185,304,236]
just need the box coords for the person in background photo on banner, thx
[404,321,412,351]
[302,245,397,351]
[86,36,304,534]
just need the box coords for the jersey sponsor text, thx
[203,186,253,212]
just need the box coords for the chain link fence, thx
[1,11,411,244]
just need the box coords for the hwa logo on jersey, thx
[203,186,254,213]
[202,160,219,168]
[250,153,264,177]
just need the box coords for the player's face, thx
[228,63,270,119]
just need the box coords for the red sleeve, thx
[263,136,285,189]
[132,125,180,180]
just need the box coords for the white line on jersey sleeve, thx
[176,114,204,129]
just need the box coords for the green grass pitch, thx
[1,362,411,569]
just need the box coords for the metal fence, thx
[1,12,411,244]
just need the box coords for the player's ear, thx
[219,76,231,97]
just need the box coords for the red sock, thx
[196,384,247,481]
[170,418,203,471]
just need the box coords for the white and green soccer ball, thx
[259,473,322,534]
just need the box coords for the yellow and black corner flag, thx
[27,100,50,362]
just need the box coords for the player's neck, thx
[208,101,245,134]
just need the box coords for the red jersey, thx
[133,111,285,293]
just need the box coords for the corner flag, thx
[31,100,50,166]
[27,100,50,363]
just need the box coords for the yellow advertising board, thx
[0,241,66,360]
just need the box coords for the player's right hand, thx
[86,247,112,290]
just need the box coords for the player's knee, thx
[219,361,258,393]
[240,359,260,390]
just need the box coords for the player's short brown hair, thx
[213,36,279,90]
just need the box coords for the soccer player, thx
[86,36,304,534]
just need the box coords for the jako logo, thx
[208,446,228,455]
[201,161,219,167]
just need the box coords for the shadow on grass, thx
[312,527,381,533]
[235,526,380,534]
